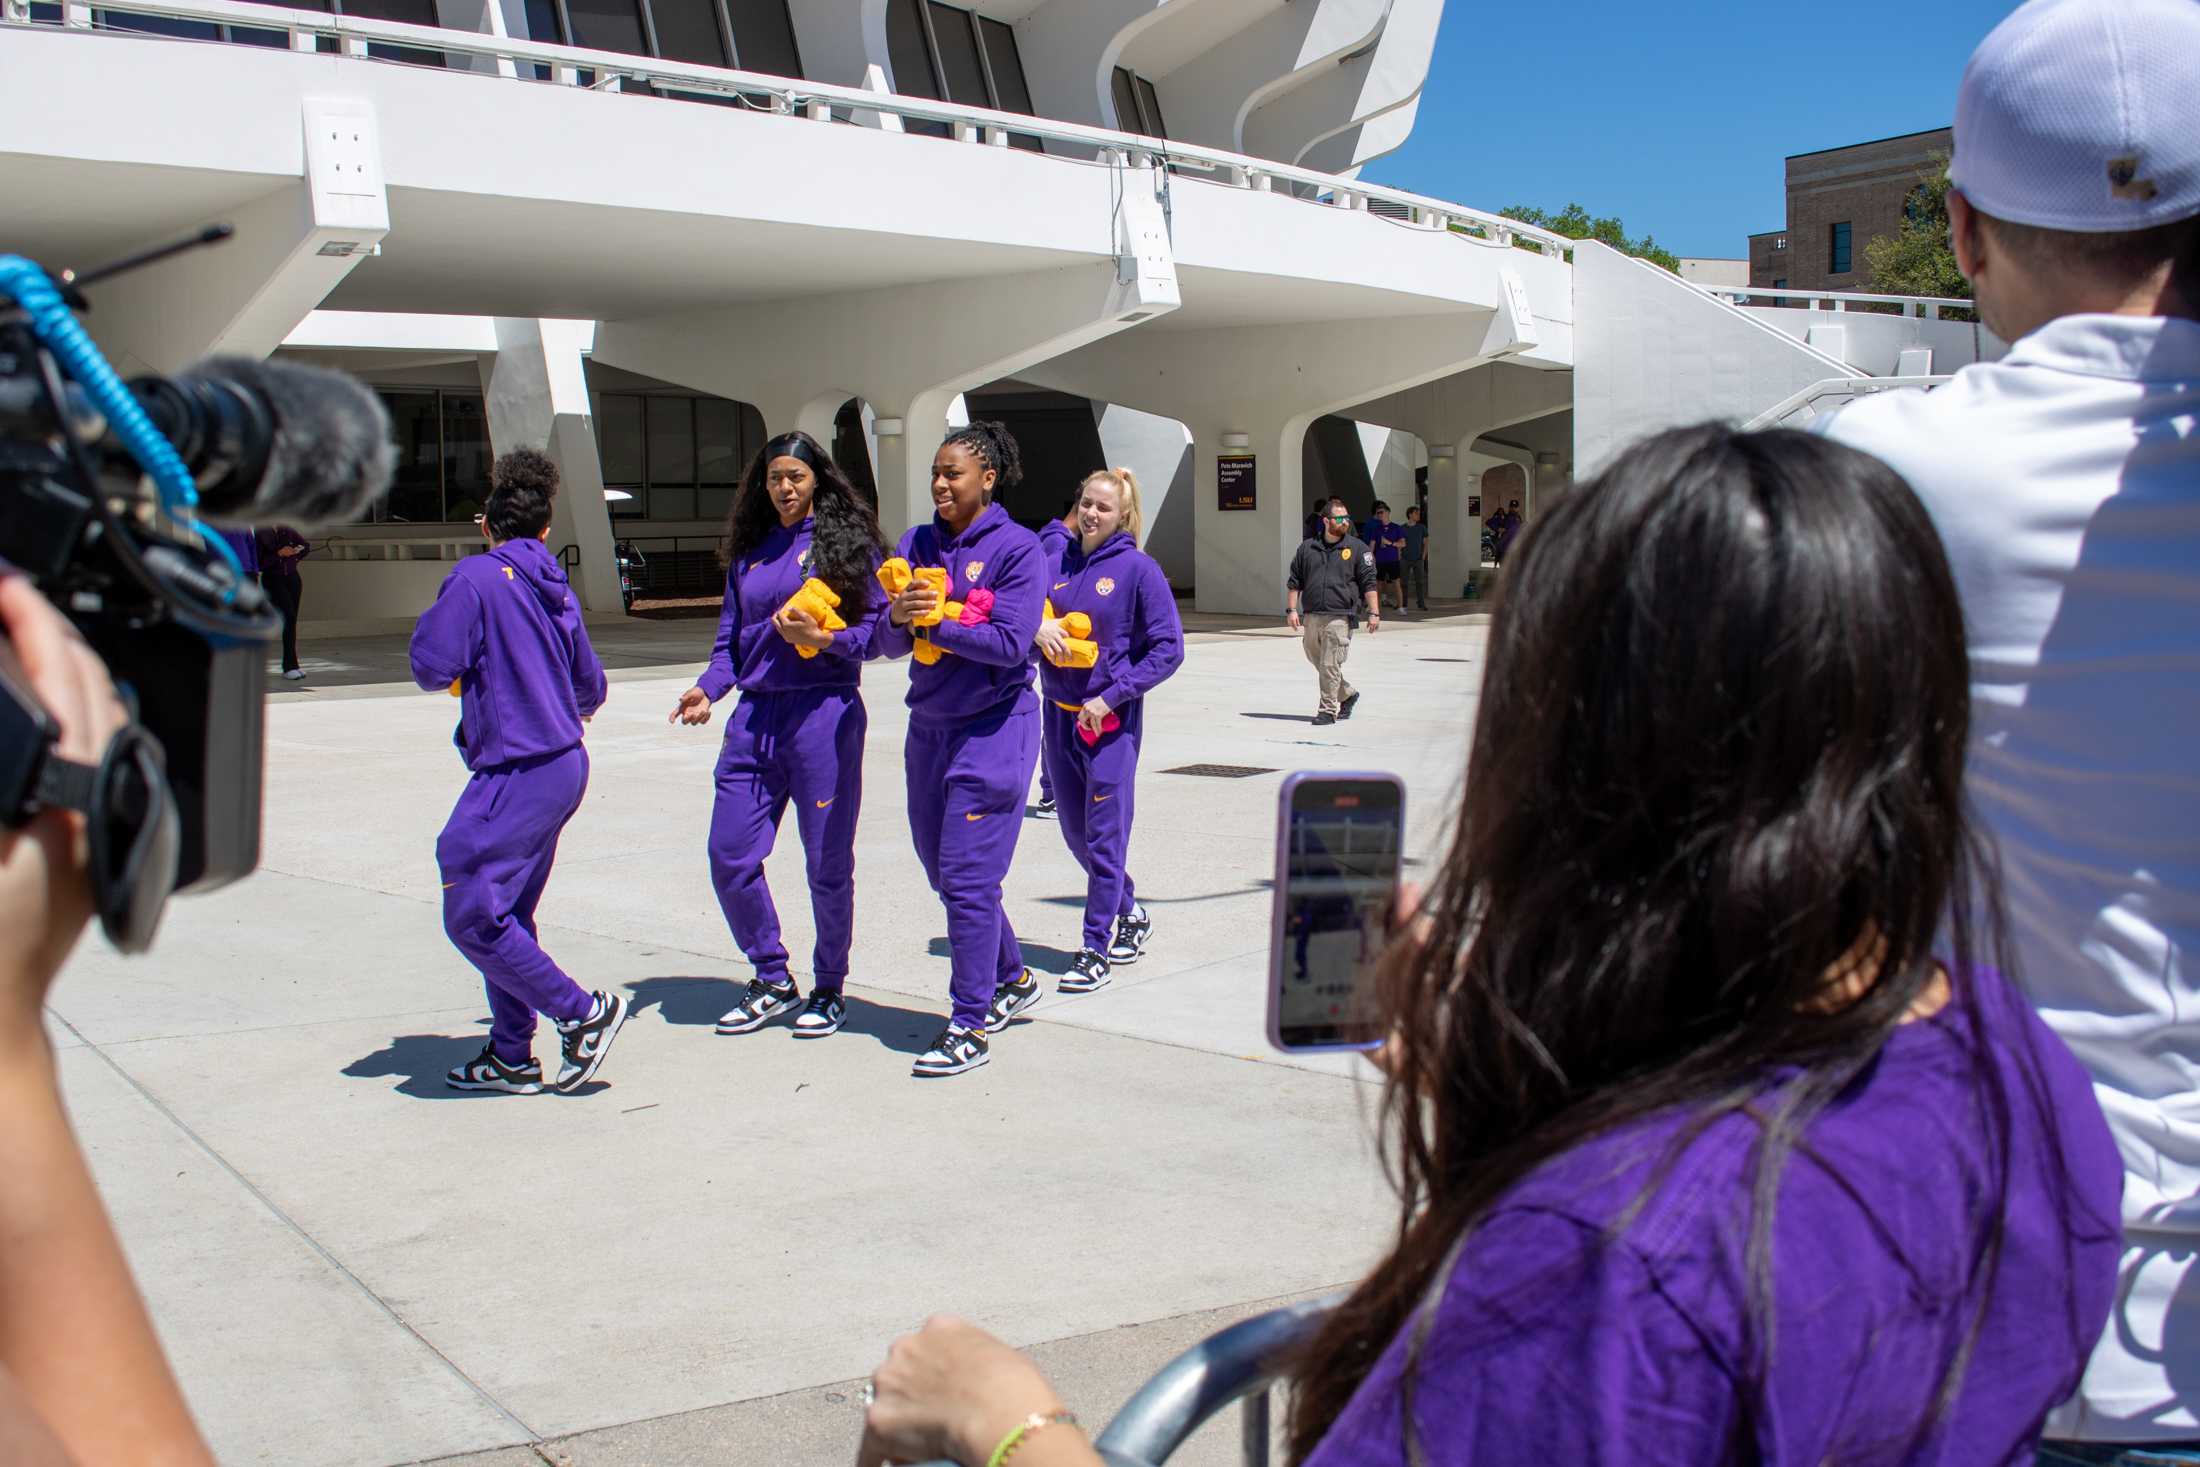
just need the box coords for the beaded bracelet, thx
[985,1409,1080,1467]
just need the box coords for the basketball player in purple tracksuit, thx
[671,432,887,1040]
[1034,468,1184,993]
[409,448,630,1094]
[1030,510,1075,821]
[871,422,1045,1077]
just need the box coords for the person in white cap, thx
[1820,0,2200,1457]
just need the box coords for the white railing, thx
[1703,285,1973,319]
[1742,374,1952,430]
[0,0,1578,261]
[313,533,485,562]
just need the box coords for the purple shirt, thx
[254,525,310,578]
[1305,969,2122,1466]
[218,527,260,575]
[409,537,607,770]
[1037,530,1184,712]
[870,503,1043,725]
[1373,522,1405,564]
[694,517,882,700]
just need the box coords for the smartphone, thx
[1267,771,1405,1053]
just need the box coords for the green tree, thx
[1491,202,1681,273]
[1863,158,1974,312]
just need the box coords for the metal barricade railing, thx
[911,1296,1337,1467]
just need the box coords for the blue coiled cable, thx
[0,253,244,587]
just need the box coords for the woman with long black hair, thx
[850,424,2123,1466]
[671,430,887,1039]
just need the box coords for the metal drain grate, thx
[1160,763,1278,779]
[1418,657,1471,664]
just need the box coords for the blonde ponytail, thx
[1079,466,1145,544]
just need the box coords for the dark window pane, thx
[1134,75,1165,138]
[29,1,60,18]
[522,0,562,41]
[227,23,291,45]
[340,0,445,64]
[598,393,645,484]
[696,486,738,521]
[978,18,1030,111]
[887,0,937,96]
[1110,67,1142,135]
[440,392,491,521]
[696,398,744,485]
[928,2,986,107]
[646,396,696,486]
[651,484,698,519]
[1830,220,1852,274]
[377,391,444,523]
[725,0,798,76]
[100,11,221,39]
[566,0,646,54]
[648,0,725,64]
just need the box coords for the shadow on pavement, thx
[929,936,1079,974]
[1240,712,1314,723]
[842,996,942,1055]
[626,975,736,1027]
[344,1032,512,1101]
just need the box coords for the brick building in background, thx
[1749,126,1951,294]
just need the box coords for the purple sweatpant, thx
[436,745,595,1064]
[708,687,866,991]
[1040,701,1141,951]
[906,695,1038,1029]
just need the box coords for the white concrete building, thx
[0,0,1988,627]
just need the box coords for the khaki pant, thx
[1302,614,1356,716]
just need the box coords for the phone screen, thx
[1273,776,1402,1051]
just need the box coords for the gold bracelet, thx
[985,1409,1079,1467]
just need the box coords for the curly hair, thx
[940,420,1024,501]
[720,430,887,617]
[484,447,559,541]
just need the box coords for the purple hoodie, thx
[695,517,883,699]
[870,502,1043,725]
[1038,530,1184,712]
[409,536,606,770]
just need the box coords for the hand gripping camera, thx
[0,245,393,952]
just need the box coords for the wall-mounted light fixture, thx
[1220,431,1252,450]
[872,418,905,437]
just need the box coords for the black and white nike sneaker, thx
[1033,794,1058,819]
[446,1045,544,1095]
[792,989,845,1038]
[985,969,1041,1033]
[716,978,801,1034]
[1059,948,1112,994]
[1106,904,1152,965]
[553,989,629,1092]
[911,1024,989,1077]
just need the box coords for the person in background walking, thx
[871,422,1045,1078]
[1369,503,1406,613]
[254,525,310,680]
[1487,499,1523,566]
[1032,467,1184,995]
[671,430,887,1042]
[1818,0,2200,1453]
[1287,497,1379,726]
[1401,504,1430,613]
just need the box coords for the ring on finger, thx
[859,1379,876,1409]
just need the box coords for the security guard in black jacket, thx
[1285,497,1380,724]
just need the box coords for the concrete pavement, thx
[52,602,1490,1466]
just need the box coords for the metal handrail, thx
[906,1297,1337,1467]
[1703,284,1974,319]
[0,0,1576,260]
[1743,373,1952,430]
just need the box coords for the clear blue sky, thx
[1359,0,2022,260]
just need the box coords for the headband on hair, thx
[764,434,823,472]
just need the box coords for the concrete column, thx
[1422,454,1478,599]
[483,318,623,616]
[1186,414,1307,617]
[867,389,955,543]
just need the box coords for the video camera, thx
[0,239,393,953]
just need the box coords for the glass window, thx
[646,396,696,486]
[977,16,1040,151]
[440,392,491,520]
[697,487,738,520]
[565,0,646,55]
[1110,67,1141,134]
[725,0,799,76]
[651,484,698,519]
[598,393,645,485]
[928,2,988,107]
[1134,75,1165,138]
[379,392,444,523]
[648,0,726,64]
[100,11,221,39]
[886,0,939,98]
[342,0,444,65]
[1830,221,1852,274]
[696,398,744,485]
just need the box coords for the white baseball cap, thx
[1950,0,2200,232]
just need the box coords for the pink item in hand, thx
[1077,712,1121,747]
[959,587,996,626]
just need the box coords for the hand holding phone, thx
[1267,771,1404,1053]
